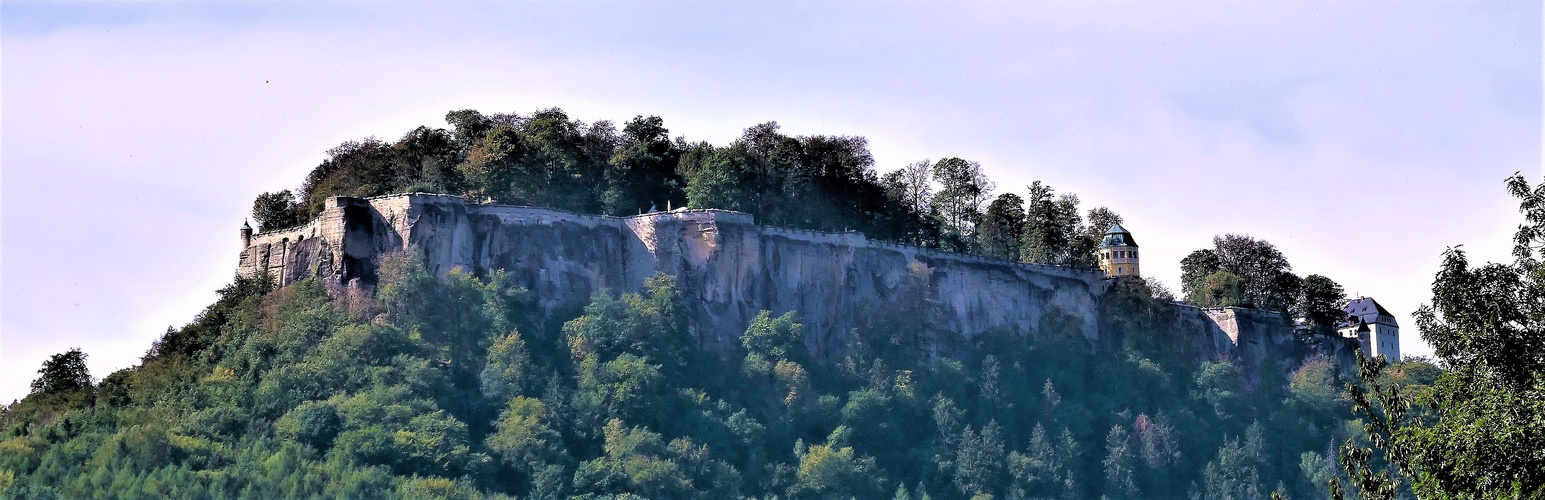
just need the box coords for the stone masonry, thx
[238,193,1300,364]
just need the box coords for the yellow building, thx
[1098,224,1139,277]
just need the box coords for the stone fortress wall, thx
[239,193,1297,362]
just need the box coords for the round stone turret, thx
[1097,224,1139,277]
[240,220,253,248]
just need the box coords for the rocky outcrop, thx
[240,194,1110,356]
[237,193,1323,368]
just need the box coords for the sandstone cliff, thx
[240,194,1111,355]
[239,193,1312,366]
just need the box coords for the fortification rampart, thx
[237,193,1296,363]
[239,194,1112,355]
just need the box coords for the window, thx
[1118,266,1123,273]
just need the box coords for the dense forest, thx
[2,109,1540,499]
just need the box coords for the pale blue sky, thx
[3,1,1540,402]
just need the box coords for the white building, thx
[1338,297,1401,361]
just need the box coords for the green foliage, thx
[298,127,462,217]
[951,422,1005,497]
[29,349,91,397]
[789,427,880,499]
[1020,181,1077,265]
[1333,173,1545,500]
[485,397,564,470]
[252,107,1174,270]
[1182,235,1301,311]
[1194,360,1246,419]
[456,108,616,212]
[1204,435,1263,500]
[1016,180,1120,268]
[1102,424,1138,498]
[978,193,1025,260]
[252,190,305,231]
[1295,274,1349,338]
[275,400,341,450]
[603,115,687,215]
[1287,355,1341,416]
[0,271,1356,500]
[1181,249,1223,300]
[742,310,808,363]
[481,330,531,403]
[932,158,993,252]
[1192,270,1246,308]
[563,274,691,377]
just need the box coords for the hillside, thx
[5,108,1536,499]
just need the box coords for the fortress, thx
[238,193,1307,365]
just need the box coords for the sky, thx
[2,1,1540,404]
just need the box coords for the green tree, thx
[486,396,567,495]
[1194,360,1245,419]
[1016,182,1112,267]
[685,146,752,213]
[1181,249,1223,300]
[1296,274,1349,338]
[252,190,305,231]
[454,108,614,212]
[880,159,939,246]
[1102,424,1139,498]
[979,193,1026,260]
[788,426,880,499]
[1135,412,1180,470]
[1212,234,1301,310]
[1287,355,1340,416]
[1009,423,1066,498]
[742,310,808,363]
[298,126,463,216]
[603,115,685,215]
[275,400,342,450]
[1204,437,1263,500]
[1084,207,1124,243]
[481,329,532,403]
[563,274,691,373]
[932,157,993,253]
[953,421,1006,497]
[445,108,494,148]
[572,419,700,498]
[1193,270,1247,308]
[1021,181,1080,265]
[29,348,91,396]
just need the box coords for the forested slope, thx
[0,255,1374,499]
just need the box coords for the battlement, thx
[240,193,1103,287]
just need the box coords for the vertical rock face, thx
[237,194,1313,366]
[1173,306,1296,371]
[239,194,1112,355]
